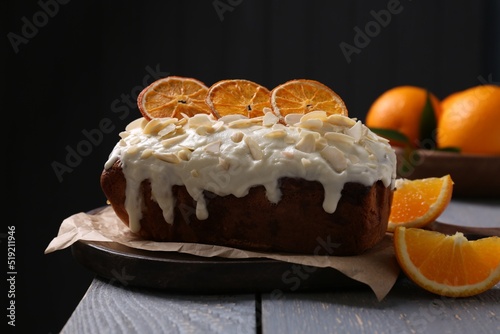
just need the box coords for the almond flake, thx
[218,157,230,170]
[284,113,303,126]
[177,148,191,161]
[191,169,200,177]
[161,133,188,148]
[231,131,244,143]
[203,140,221,154]
[228,118,261,128]
[263,112,279,127]
[177,118,188,126]
[298,118,324,130]
[158,123,176,137]
[188,114,212,128]
[211,120,225,132]
[143,119,168,135]
[153,152,181,164]
[219,114,247,124]
[295,133,316,153]
[315,137,328,151]
[264,129,287,139]
[321,146,347,172]
[345,121,364,142]
[299,129,321,140]
[129,137,141,145]
[326,114,356,127]
[324,132,356,146]
[244,136,263,160]
[140,148,153,159]
[126,117,147,131]
[300,110,327,122]
[126,145,140,155]
[196,125,212,135]
[301,158,312,168]
[118,131,130,140]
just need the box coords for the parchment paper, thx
[45,206,400,300]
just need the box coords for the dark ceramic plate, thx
[71,240,365,293]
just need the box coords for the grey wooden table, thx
[62,199,500,334]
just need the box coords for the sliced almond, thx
[126,117,148,131]
[297,118,324,131]
[284,113,303,126]
[161,133,188,148]
[228,117,262,128]
[219,114,247,124]
[326,114,356,127]
[324,132,356,146]
[126,145,140,155]
[345,121,364,142]
[140,148,154,159]
[295,133,316,153]
[301,158,312,168]
[143,118,170,135]
[321,146,347,172]
[218,157,230,170]
[203,140,221,154]
[315,137,328,151]
[231,131,245,143]
[244,136,263,160]
[153,152,181,164]
[263,111,279,127]
[264,129,287,139]
[158,123,177,137]
[177,148,192,161]
[188,114,213,128]
[300,110,328,122]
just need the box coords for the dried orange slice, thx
[387,175,453,232]
[206,79,271,118]
[137,76,210,120]
[394,227,500,297]
[270,79,348,123]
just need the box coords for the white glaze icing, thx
[104,111,396,232]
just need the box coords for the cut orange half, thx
[137,76,210,120]
[206,79,271,119]
[387,175,453,232]
[270,79,348,123]
[394,227,500,297]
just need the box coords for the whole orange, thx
[366,86,442,147]
[437,85,500,155]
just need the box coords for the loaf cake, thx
[101,95,397,255]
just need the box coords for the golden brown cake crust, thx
[101,160,392,255]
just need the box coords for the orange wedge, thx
[387,175,453,232]
[206,79,271,118]
[137,76,210,120]
[270,79,348,123]
[394,227,500,297]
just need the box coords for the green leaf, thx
[436,146,461,153]
[369,127,411,145]
[419,90,438,150]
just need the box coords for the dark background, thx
[5,0,499,332]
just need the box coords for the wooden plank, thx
[261,279,500,334]
[61,277,257,334]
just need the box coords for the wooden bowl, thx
[394,147,500,198]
